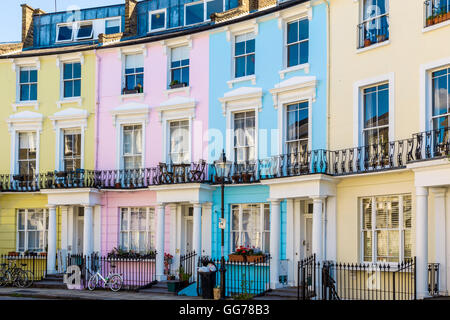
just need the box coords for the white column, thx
[311,196,325,262]
[47,205,57,274]
[83,205,93,256]
[169,204,178,275]
[192,203,202,256]
[269,199,281,289]
[431,187,447,295]
[416,186,429,299]
[326,196,337,262]
[285,199,295,286]
[156,203,166,281]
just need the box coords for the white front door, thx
[76,208,84,254]
[185,219,193,253]
[304,216,312,258]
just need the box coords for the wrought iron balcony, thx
[424,0,450,28]
[0,128,448,192]
[357,15,389,49]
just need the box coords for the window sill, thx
[119,92,145,102]
[423,19,450,33]
[12,101,39,111]
[279,63,310,79]
[227,75,256,88]
[356,40,390,54]
[56,97,82,108]
[164,86,190,97]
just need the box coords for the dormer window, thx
[185,0,224,26]
[105,18,121,35]
[149,9,166,32]
[76,22,93,40]
[57,24,73,42]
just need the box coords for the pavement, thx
[0,287,202,300]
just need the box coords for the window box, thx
[169,81,187,89]
[8,252,20,257]
[55,171,67,178]
[13,175,24,181]
[246,255,266,263]
[228,254,245,262]
[39,252,47,257]
[122,87,142,95]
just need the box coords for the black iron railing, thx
[0,254,48,282]
[65,253,157,291]
[297,256,416,300]
[179,251,197,284]
[424,0,450,27]
[1,128,448,192]
[198,255,271,298]
[428,263,440,296]
[357,15,390,49]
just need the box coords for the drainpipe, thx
[94,50,100,170]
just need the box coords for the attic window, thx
[76,22,93,40]
[57,24,73,42]
[105,18,121,35]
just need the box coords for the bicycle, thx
[0,260,29,288]
[87,263,123,292]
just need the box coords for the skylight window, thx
[57,24,73,42]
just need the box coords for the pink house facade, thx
[96,33,213,280]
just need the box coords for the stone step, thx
[32,280,67,289]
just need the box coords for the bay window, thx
[361,194,412,263]
[17,209,48,253]
[231,203,270,253]
[120,207,155,253]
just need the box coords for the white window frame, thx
[61,128,83,172]
[18,67,38,103]
[16,208,48,253]
[120,123,144,170]
[149,9,167,32]
[284,100,310,155]
[122,53,145,94]
[285,18,309,69]
[184,0,224,26]
[353,73,395,148]
[56,22,75,43]
[232,32,256,80]
[230,203,270,254]
[232,110,256,163]
[119,207,156,253]
[420,57,450,132]
[75,21,94,41]
[16,131,38,177]
[429,64,450,131]
[169,45,190,87]
[168,119,191,164]
[104,17,122,35]
[360,194,412,265]
[11,58,40,110]
[359,0,390,25]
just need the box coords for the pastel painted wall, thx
[329,0,450,150]
[0,52,97,173]
[210,185,287,259]
[101,190,172,255]
[96,33,210,170]
[0,194,62,254]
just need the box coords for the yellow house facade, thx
[329,0,450,299]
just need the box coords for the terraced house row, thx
[0,0,448,299]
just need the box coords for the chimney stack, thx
[21,4,45,48]
[124,0,138,37]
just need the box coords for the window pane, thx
[186,3,204,25]
[105,18,121,34]
[364,89,377,128]
[64,81,73,98]
[182,67,190,85]
[20,70,29,83]
[235,56,246,78]
[63,64,73,80]
[299,19,309,41]
[58,25,73,41]
[287,21,298,44]
[30,84,37,100]
[20,85,30,101]
[378,87,389,126]
[299,41,309,64]
[235,41,245,56]
[246,39,255,54]
[432,71,448,117]
[77,23,93,39]
[207,0,223,19]
[121,209,128,230]
[29,70,37,83]
[287,44,299,67]
[246,54,255,75]
[73,63,81,79]
[74,80,81,97]
[363,231,372,261]
[151,11,165,30]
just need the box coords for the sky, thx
[0,0,124,43]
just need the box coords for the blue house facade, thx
[208,0,330,288]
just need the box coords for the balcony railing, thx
[0,128,448,192]
[424,0,450,27]
[357,15,389,49]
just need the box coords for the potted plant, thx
[177,266,191,289]
[246,248,265,263]
[376,34,386,43]
[114,182,121,189]
[8,251,19,257]
[122,87,139,95]
[364,38,372,47]
[134,83,143,93]
[426,15,435,26]
[164,253,173,275]
[228,246,248,262]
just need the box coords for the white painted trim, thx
[356,40,390,54]
[56,97,83,109]
[422,19,450,33]
[12,101,39,112]
[279,63,310,80]
[163,118,193,164]
[160,36,192,56]
[149,8,167,32]
[110,102,150,127]
[352,72,395,147]
[164,86,191,97]
[419,57,450,132]
[116,120,147,170]
[226,75,256,88]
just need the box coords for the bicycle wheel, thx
[0,270,10,287]
[23,271,34,288]
[108,274,123,292]
[14,270,28,288]
[87,274,98,291]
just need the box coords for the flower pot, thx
[246,255,265,263]
[376,35,386,43]
[123,89,139,95]
[8,252,19,256]
[39,252,47,257]
[228,254,245,262]
[115,182,121,189]
[170,82,187,89]
[213,287,221,300]
[364,39,372,47]
[167,280,181,293]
